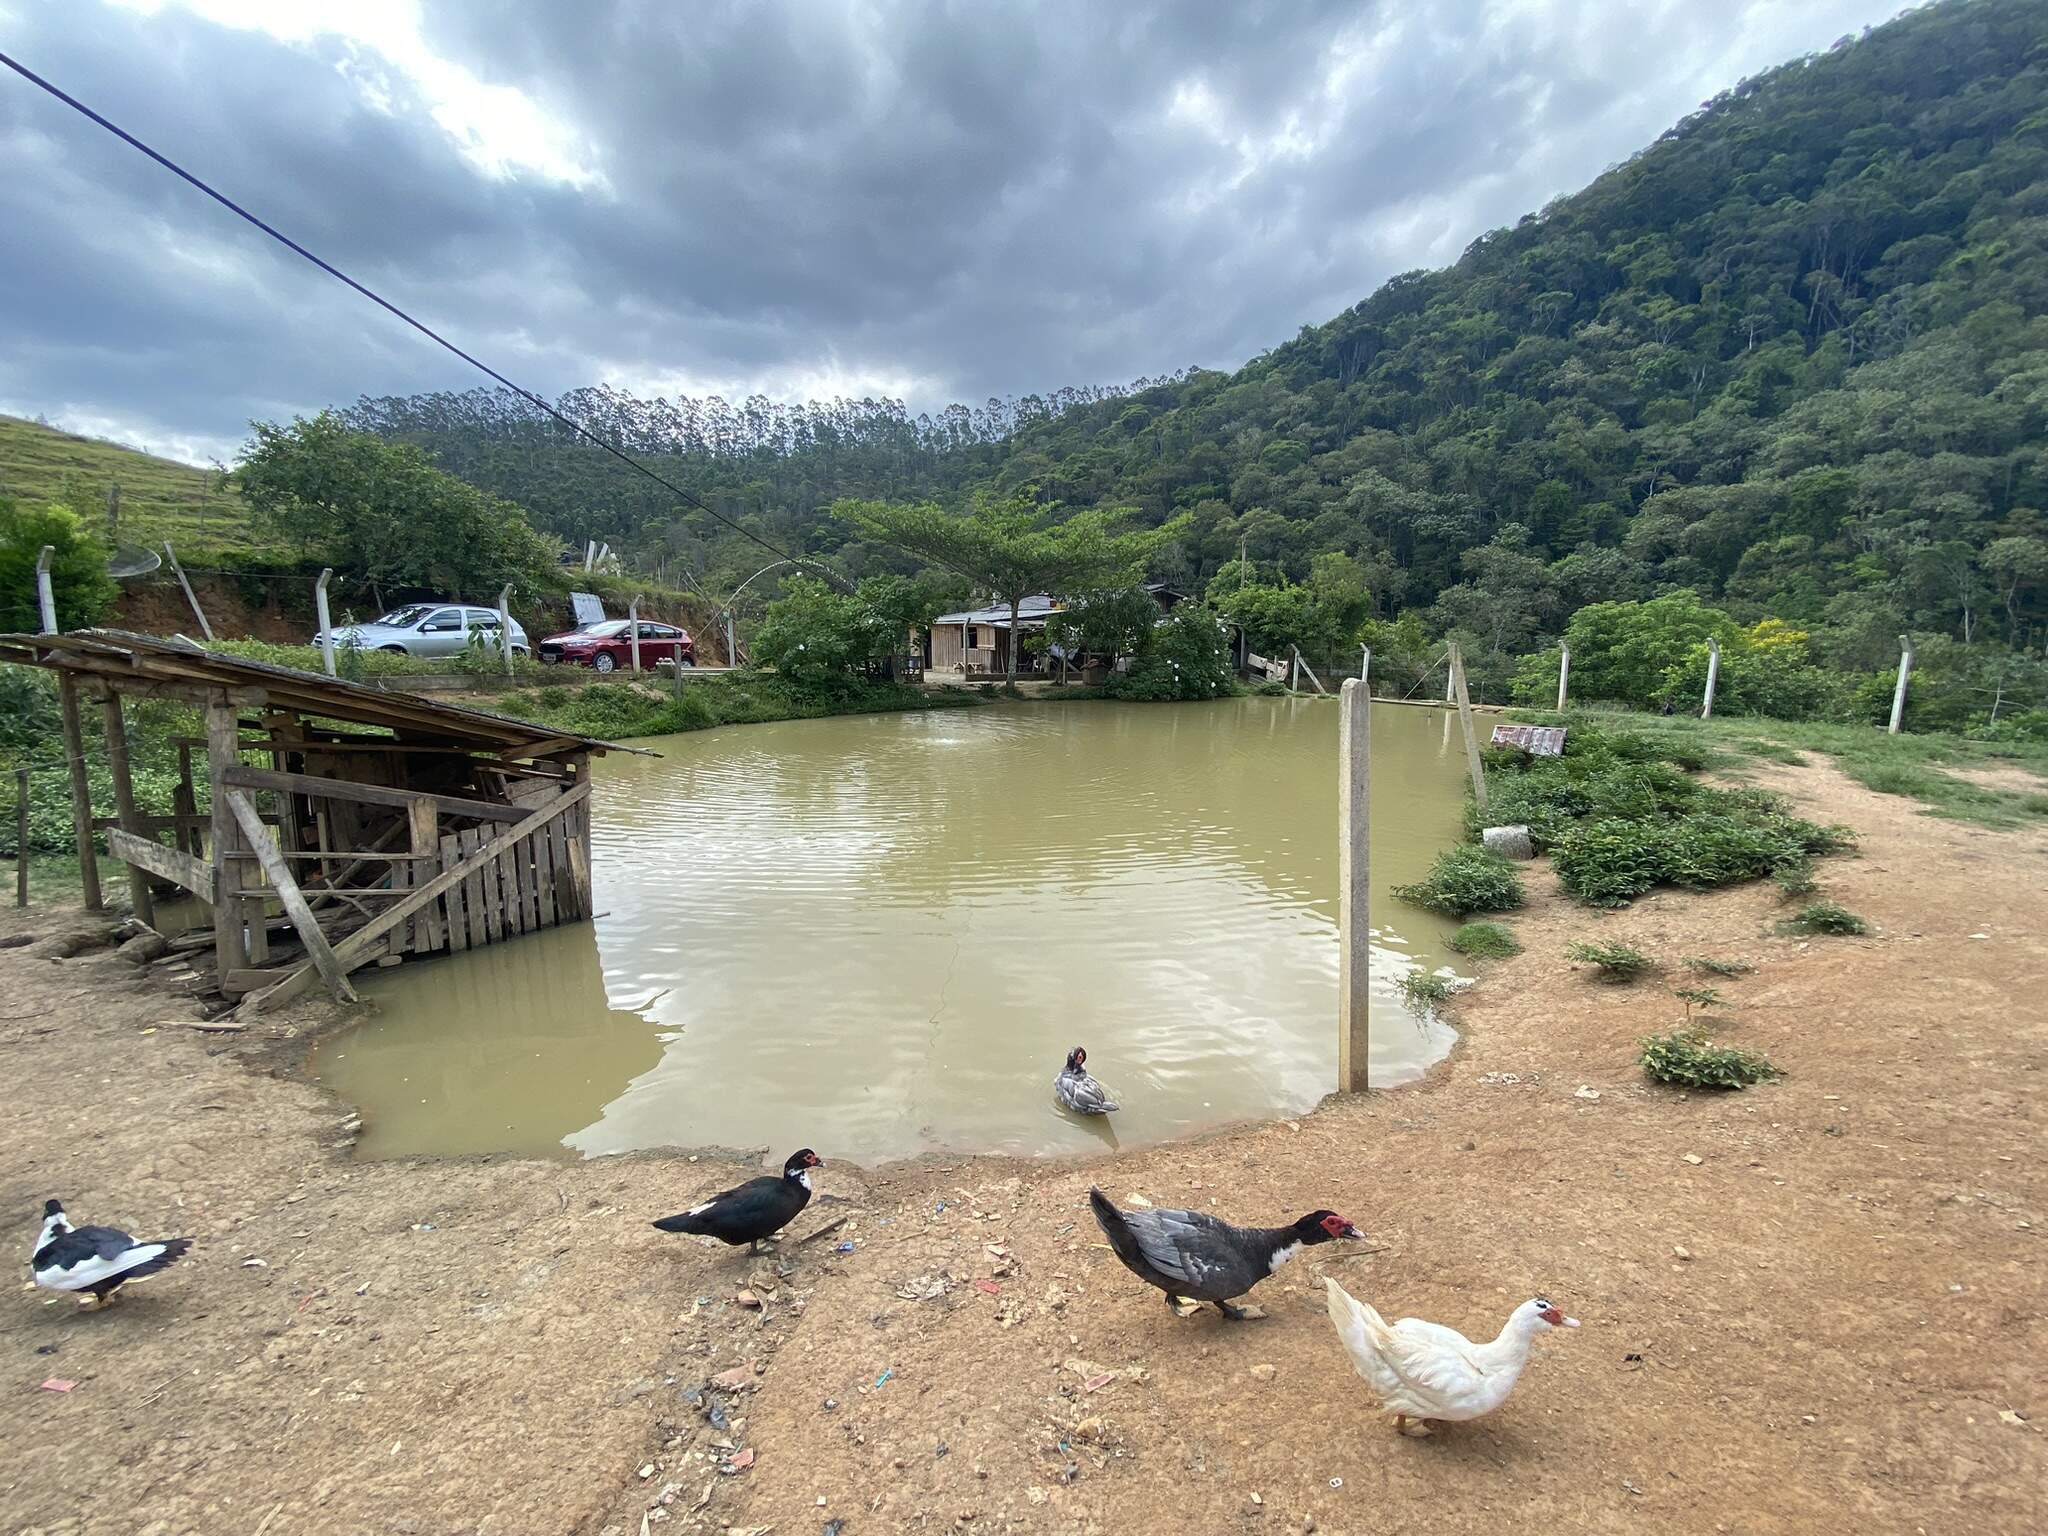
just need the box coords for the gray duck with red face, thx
[1054,1047,1120,1115]
[1089,1187,1361,1319]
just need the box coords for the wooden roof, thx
[0,629,649,757]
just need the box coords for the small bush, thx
[1684,956,1754,977]
[1398,971,1456,1010]
[1392,846,1525,916]
[1450,921,1522,959]
[1639,1030,1780,1089]
[1771,860,1819,896]
[1781,901,1870,936]
[1566,940,1656,982]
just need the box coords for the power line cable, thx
[0,48,863,591]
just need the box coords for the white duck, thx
[1324,1277,1578,1435]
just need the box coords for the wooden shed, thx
[0,630,643,1018]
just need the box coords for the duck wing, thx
[34,1224,190,1292]
[1324,1279,1489,1417]
[653,1174,782,1233]
[1056,1069,1120,1115]
[1116,1206,1269,1299]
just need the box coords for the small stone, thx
[1800,1415,1816,1425]
[1249,1364,1277,1383]
[638,1463,655,1479]
[1250,1491,1263,1506]
[1682,1154,1704,1166]
[1075,1416,1104,1442]
[736,1290,762,1309]
[1574,1086,1601,1101]
[1673,1245,1693,1261]
[1998,1409,2027,1426]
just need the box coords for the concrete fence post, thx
[164,542,213,641]
[1338,677,1371,1093]
[1889,634,1913,735]
[628,595,642,674]
[1702,636,1721,720]
[315,568,336,677]
[1557,641,1570,712]
[725,610,738,668]
[35,545,57,634]
[497,583,515,676]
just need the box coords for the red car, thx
[539,619,696,673]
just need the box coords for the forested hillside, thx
[345,0,2048,721]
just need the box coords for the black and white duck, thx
[31,1198,192,1309]
[1054,1047,1120,1116]
[653,1149,821,1254]
[1089,1187,1360,1320]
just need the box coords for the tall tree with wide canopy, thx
[838,491,1187,687]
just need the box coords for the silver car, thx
[317,603,530,658]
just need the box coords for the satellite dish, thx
[107,545,162,580]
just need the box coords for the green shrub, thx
[1684,956,1754,976]
[1771,860,1819,896]
[1639,1030,1780,1089]
[1398,971,1456,1009]
[1781,901,1870,936]
[1392,846,1525,916]
[1449,921,1522,959]
[1673,984,1727,1013]
[1566,940,1655,981]
[1107,610,1236,701]
[1551,816,1668,905]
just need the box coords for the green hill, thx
[0,413,261,561]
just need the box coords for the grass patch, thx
[1639,1030,1780,1089]
[1391,846,1525,917]
[1398,971,1456,1010]
[1566,940,1656,982]
[1684,956,1754,976]
[1780,900,1870,936]
[502,672,981,741]
[1449,920,1521,960]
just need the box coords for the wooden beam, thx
[55,673,103,910]
[236,781,590,1017]
[107,828,217,903]
[221,766,528,824]
[100,695,154,924]
[224,791,358,1006]
[207,696,249,978]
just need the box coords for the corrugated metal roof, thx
[932,595,1062,625]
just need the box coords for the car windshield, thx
[374,606,433,628]
[577,620,630,637]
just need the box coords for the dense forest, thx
[344,0,2048,728]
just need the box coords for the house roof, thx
[932,595,1063,625]
[0,629,650,757]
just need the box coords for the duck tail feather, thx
[119,1238,191,1281]
[1087,1187,1143,1268]
[652,1212,708,1234]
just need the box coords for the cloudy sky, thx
[2,0,1912,465]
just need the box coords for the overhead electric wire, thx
[0,48,925,595]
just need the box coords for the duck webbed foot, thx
[1213,1299,1254,1321]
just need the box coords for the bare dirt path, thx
[5,759,2043,1536]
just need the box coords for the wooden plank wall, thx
[392,796,586,959]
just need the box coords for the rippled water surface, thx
[312,698,1471,1162]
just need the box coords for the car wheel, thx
[594,651,616,674]
[511,645,530,659]
[379,645,408,654]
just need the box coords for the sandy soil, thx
[3,760,2043,1536]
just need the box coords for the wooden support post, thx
[100,694,154,925]
[566,751,594,915]
[207,695,249,980]
[1449,643,1489,816]
[14,767,27,908]
[175,744,201,858]
[1338,676,1371,1093]
[1557,642,1570,712]
[224,791,357,1005]
[55,674,103,910]
[315,568,337,678]
[1702,636,1720,720]
[1889,634,1913,735]
[163,542,213,641]
[406,797,441,952]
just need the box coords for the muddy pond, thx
[310,697,1473,1164]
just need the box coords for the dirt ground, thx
[4,759,2043,1536]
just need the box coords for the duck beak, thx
[1343,1222,1363,1239]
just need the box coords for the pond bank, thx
[2,757,2043,1535]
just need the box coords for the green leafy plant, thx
[1781,901,1870,936]
[1398,971,1456,1010]
[1392,846,1525,917]
[1639,1030,1780,1089]
[1449,921,1522,959]
[1684,956,1754,976]
[1566,940,1656,982]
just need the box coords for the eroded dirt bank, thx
[4,760,2043,1536]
